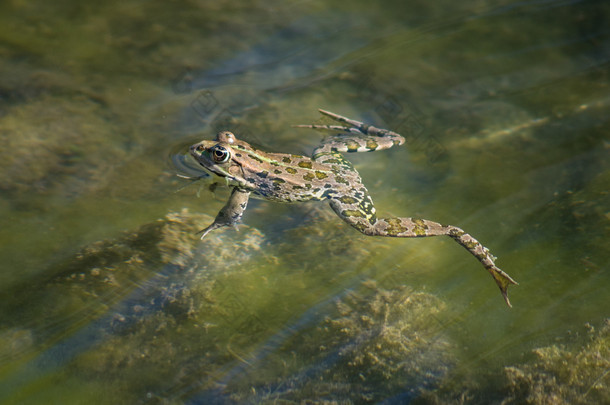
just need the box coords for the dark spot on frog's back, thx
[303,172,315,181]
[321,189,337,199]
[335,176,350,185]
[249,154,263,163]
[282,156,292,163]
[256,171,269,178]
[285,167,298,174]
[298,161,313,169]
[274,169,282,174]
[272,178,285,191]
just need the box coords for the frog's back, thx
[245,151,361,203]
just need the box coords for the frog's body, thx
[190,109,517,306]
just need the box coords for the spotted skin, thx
[190,109,517,306]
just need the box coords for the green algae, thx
[0,209,264,402]
[0,94,125,197]
[228,282,455,403]
[0,207,374,403]
[504,320,610,404]
[415,319,610,405]
[0,205,458,403]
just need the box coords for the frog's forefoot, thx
[197,223,219,240]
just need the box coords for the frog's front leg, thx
[328,197,518,307]
[198,188,250,239]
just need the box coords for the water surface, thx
[0,0,608,403]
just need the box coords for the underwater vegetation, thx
[1,211,607,403]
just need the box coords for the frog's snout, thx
[190,142,205,155]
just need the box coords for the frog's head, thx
[190,131,254,188]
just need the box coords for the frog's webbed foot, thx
[487,264,518,308]
[443,226,518,307]
[197,188,250,239]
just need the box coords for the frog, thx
[189,109,518,306]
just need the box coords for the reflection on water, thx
[0,0,608,403]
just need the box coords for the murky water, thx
[0,0,608,403]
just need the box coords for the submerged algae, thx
[1,200,461,404]
[414,319,610,405]
[227,283,455,403]
[2,205,386,403]
[504,319,610,405]
[0,208,266,403]
[0,93,125,199]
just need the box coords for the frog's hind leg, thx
[329,197,517,307]
[294,109,405,154]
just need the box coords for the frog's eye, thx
[210,145,230,163]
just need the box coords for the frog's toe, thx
[318,109,363,128]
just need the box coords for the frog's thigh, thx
[329,194,446,238]
[328,192,378,234]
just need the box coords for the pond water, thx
[0,0,608,403]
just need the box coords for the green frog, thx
[190,109,517,306]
